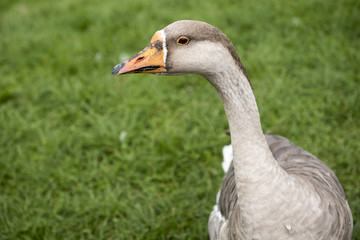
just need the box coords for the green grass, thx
[0,0,359,239]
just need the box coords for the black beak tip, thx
[112,62,125,75]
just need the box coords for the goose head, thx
[112,20,248,83]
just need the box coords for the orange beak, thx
[112,31,166,75]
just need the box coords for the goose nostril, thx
[135,56,145,63]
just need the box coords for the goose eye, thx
[177,36,190,45]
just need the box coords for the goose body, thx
[112,20,353,239]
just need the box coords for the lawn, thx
[0,0,359,239]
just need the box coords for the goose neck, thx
[206,66,286,186]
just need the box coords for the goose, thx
[112,20,353,239]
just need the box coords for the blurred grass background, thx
[0,0,359,239]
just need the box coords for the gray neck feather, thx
[204,53,288,201]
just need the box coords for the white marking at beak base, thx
[157,29,167,71]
